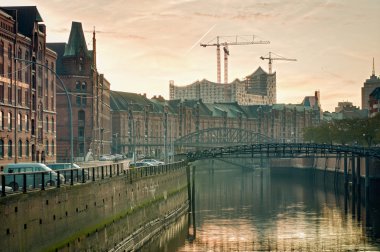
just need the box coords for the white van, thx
[3,163,63,191]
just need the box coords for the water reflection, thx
[143,160,380,251]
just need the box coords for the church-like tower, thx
[47,22,111,162]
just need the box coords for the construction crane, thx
[201,35,270,84]
[260,52,297,74]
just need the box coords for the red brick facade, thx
[48,22,111,162]
[0,7,56,169]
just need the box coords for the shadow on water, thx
[141,158,380,252]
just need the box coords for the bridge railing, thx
[0,160,186,197]
[187,143,380,161]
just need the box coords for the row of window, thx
[0,111,55,132]
[0,40,55,91]
[0,139,55,159]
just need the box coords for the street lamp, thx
[14,57,74,165]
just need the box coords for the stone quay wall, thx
[0,161,188,252]
[270,156,380,179]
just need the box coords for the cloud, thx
[193,12,223,19]
[50,28,70,33]
[231,12,273,21]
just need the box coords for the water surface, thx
[143,160,380,251]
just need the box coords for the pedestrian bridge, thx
[186,143,380,161]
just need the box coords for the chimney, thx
[92,27,97,70]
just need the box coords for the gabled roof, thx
[204,102,246,118]
[1,6,43,37]
[110,90,163,113]
[64,21,90,57]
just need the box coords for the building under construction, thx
[169,67,276,105]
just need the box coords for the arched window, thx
[45,116,49,132]
[25,139,29,157]
[18,113,22,131]
[38,102,43,120]
[52,117,54,132]
[7,112,12,130]
[18,139,22,157]
[45,140,49,154]
[0,111,3,129]
[7,140,12,157]
[0,139,3,158]
[25,114,29,131]
[75,81,80,90]
[8,44,12,59]
[82,81,86,91]
[51,140,54,155]
[78,110,85,121]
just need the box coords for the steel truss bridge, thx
[174,128,273,149]
[186,143,380,162]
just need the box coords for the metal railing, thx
[1,161,186,197]
[186,143,380,161]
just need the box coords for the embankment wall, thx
[0,164,188,251]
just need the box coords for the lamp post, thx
[14,57,74,165]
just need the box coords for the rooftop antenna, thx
[372,57,375,76]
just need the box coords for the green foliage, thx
[303,114,380,147]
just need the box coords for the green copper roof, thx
[64,21,89,57]
[110,91,163,112]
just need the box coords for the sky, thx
[3,0,380,112]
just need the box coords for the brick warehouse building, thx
[47,22,111,162]
[0,6,56,168]
[110,91,321,161]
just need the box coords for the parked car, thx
[114,154,124,161]
[0,184,13,193]
[3,163,64,191]
[47,163,88,181]
[129,162,155,168]
[140,159,165,165]
[99,154,115,161]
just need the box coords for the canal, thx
[141,159,380,251]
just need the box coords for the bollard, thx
[1,175,5,197]
[23,173,27,193]
[33,173,36,188]
[110,165,113,178]
[101,166,104,180]
[81,169,85,183]
[92,167,95,181]
[70,169,74,186]
[41,172,45,191]
[57,171,61,188]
